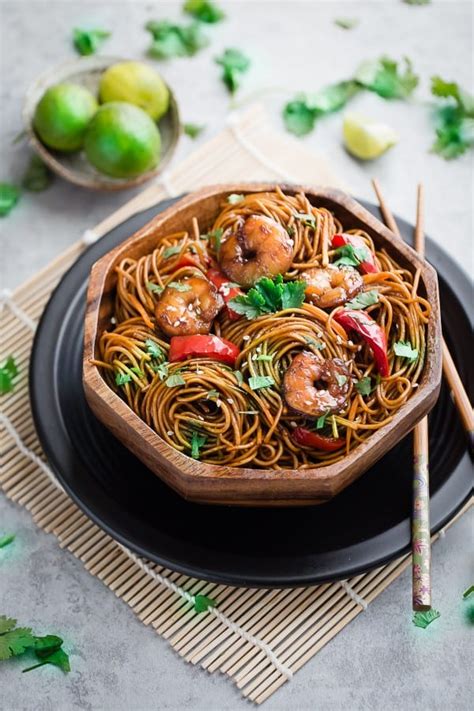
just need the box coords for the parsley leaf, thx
[333,244,370,267]
[73,28,110,56]
[345,289,379,310]
[248,375,275,391]
[215,48,250,93]
[334,17,359,30]
[393,340,418,362]
[355,376,372,396]
[22,155,53,191]
[0,355,19,395]
[145,339,163,359]
[0,533,15,548]
[165,373,186,388]
[283,81,360,136]
[0,183,20,217]
[0,623,35,660]
[168,281,192,292]
[190,430,207,459]
[227,193,244,204]
[430,76,474,159]
[229,275,306,319]
[23,647,71,673]
[183,0,225,23]
[146,20,209,59]
[355,56,419,99]
[146,281,164,294]
[412,609,440,629]
[193,593,216,612]
[183,123,205,138]
[115,372,131,386]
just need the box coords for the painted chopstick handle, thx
[412,417,431,611]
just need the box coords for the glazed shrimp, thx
[301,265,363,309]
[283,351,351,417]
[219,215,293,288]
[155,277,223,337]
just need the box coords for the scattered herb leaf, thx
[248,375,275,391]
[193,593,216,612]
[315,411,329,430]
[165,373,186,388]
[168,281,192,292]
[0,356,19,395]
[190,430,207,459]
[393,340,418,361]
[336,374,348,387]
[206,227,223,253]
[430,76,474,159]
[0,534,15,548]
[206,389,219,399]
[230,275,306,319]
[0,183,20,217]
[462,585,474,599]
[130,367,143,377]
[304,336,324,350]
[146,281,164,294]
[345,289,379,310]
[294,212,316,228]
[215,48,250,93]
[283,81,360,136]
[334,17,359,30]
[412,609,440,629]
[21,155,53,191]
[0,620,35,660]
[163,245,183,259]
[23,647,71,673]
[146,20,209,58]
[255,354,273,362]
[153,362,169,380]
[355,376,372,396]
[73,28,110,56]
[115,372,132,386]
[355,56,419,99]
[183,123,206,138]
[333,243,370,267]
[33,635,63,658]
[227,193,244,204]
[0,617,16,635]
[183,0,225,23]
[233,370,244,385]
[403,0,430,4]
[145,339,163,359]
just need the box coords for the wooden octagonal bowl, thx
[83,184,442,506]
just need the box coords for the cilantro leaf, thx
[248,375,275,391]
[463,585,474,599]
[0,627,35,660]
[206,389,219,399]
[233,370,244,385]
[183,123,205,139]
[355,376,372,396]
[336,374,348,387]
[254,354,273,362]
[412,609,440,629]
[146,281,164,294]
[282,100,316,136]
[315,411,329,429]
[333,244,369,267]
[229,275,305,319]
[168,281,192,292]
[0,616,16,634]
[227,193,244,204]
[145,339,163,359]
[0,355,19,394]
[193,594,216,612]
[345,289,379,310]
[190,430,207,459]
[334,17,359,29]
[23,647,71,673]
[165,373,186,387]
[393,340,418,362]
[146,20,209,59]
[294,212,316,228]
[163,245,183,259]
[203,227,223,253]
[355,56,419,99]
[430,77,474,159]
[215,48,250,93]
[73,28,110,56]
[403,0,430,4]
[183,0,225,23]
[0,533,15,548]
[22,155,53,192]
[0,183,20,217]
[115,372,132,386]
[34,635,63,658]
[153,361,169,380]
[283,81,360,136]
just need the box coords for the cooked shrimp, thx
[301,265,363,309]
[283,351,351,417]
[219,215,293,288]
[155,277,223,337]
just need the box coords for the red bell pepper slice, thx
[207,268,243,321]
[291,427,345,451]
[334,309,389,376]
[332,233,378,274]
[169,334,240,367]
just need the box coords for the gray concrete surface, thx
[1,1,473,709]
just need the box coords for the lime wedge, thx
[343,112,398,160]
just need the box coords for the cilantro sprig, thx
[183,123,206,139]
[215,48,250,93]
[190,430,207,459]
[0,356,19,395]
[412,609,440,629]
[146,20,209,58]
[183,0,225,23]
[345,289,379,310]
[0,183,20,217]
[355,56,419,99]
[73,28,110,56]
[430,76,474,159]
[0,616,70,673]
[333,243,370,267]
[393,340,418,362]
[229,275,306,320]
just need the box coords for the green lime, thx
[33,83,98,152]
[99,61,170,121]
[343,112,398,160]
[84,102,161,178]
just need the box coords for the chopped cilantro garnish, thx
[412,609,440,629]
[248,375,275,391]
[115,372,131,386]
[190,431,207,459]
[229,275,306,319]
[0,615,70,672]
[345,289,379,310]
[393,340,418,362]
[145,20,209,59]
[294,212,316,228]
[145,339,163,359]
[355,376,372,396]
[153,362,169,380]
[73,28,110,56]
[333,244,370,267]
[215,49,250,93]
[334,17,359,30]
[227,193,245,204]
[163,245,183,259]
[183,0,225,23]
[0,355,18,394]
[0,183,20,217]
[233,370,244,385]
[193,593,216,612]
[168,281,192,292]
[336,374,347,387]
[130,367,143,377]
[355,56,419,99]
[0,534,15,548]
[430,76,474,159]
[183,123,206,139]
[254,354,273,362]
[146,281,164,294]
[304,336,325,350]
[165,373,186,388]
[315,411,329,429]
[206,389,219,399]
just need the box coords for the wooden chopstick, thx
[372,179,474,453]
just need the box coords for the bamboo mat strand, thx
[1,104,471,703]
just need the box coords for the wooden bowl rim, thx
[23,55,181,192]
[83,183,442,492]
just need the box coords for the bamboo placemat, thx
[1,103,471,704]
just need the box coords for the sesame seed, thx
[227,398,234,404]
[197,415,205,420]
[412,383,419,388]
[216,399,222,407]
[348,340,354,346]
[188,303,194,311]
[173,320,180,327]
[290,421,297,428]
[304,400,312,405]
[243,335,250,341]
[166,430,173,436]
[336,335,342,345]
[317,331,323,338]
[196,369,203,375]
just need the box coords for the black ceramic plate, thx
[30,197,473,588]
